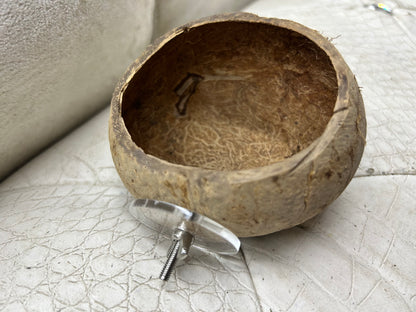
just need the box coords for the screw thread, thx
[159,240,180,281]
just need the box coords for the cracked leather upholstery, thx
[1,0,415,311]
[243,175,416,311]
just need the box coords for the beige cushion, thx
[153,0,253,37]
[0,0,155,179]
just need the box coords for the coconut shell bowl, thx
[109,13,366,238]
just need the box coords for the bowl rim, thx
[110,12,353,183]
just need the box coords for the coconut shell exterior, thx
[109,13,366,237]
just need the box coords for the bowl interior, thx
[122,21,338,171]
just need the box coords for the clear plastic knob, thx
[129,199,241,281]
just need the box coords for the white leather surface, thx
[1,0,415,311]
[0,0,154,180]
[243,175,416,311]
[0,110,261,311]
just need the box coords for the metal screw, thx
[159,228,193,281]
[130,199,240,282]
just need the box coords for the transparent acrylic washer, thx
[129,199,240,255]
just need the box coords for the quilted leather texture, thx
[1,0,415,311]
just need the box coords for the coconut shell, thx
[109,13,366,237]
